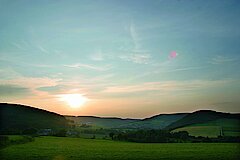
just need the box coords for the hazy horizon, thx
[2,102,239,119]
[1,0,240,118]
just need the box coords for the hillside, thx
[66,110,240,131]
[65,113,188,129]
[65,116,138,128]
[119,113,188,129]
[1,103,239,138]
[173,118,240,137]
[0,103,68,134]
[165,110,240,130]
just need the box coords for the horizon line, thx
[1,102,239,120]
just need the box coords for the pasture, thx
[1,136,239,160]
[173,126,221,137]
[173,118,240,138]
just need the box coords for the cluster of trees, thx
[78,128,120,135]
[109,130,189,143]
[109,129,240,143]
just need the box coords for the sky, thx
[0,0,240,118]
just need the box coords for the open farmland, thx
[1,136,239,160]
[173,118,240,138]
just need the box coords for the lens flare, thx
[169,51,178,59]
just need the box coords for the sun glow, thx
[58,94,88,108]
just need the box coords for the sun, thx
[58,94,88,108]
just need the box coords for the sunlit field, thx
[1,136,239,160]
[173,118,240,137]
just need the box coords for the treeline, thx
[109,129,240,143]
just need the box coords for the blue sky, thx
[0,0,240,117]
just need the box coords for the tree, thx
[109,132,115,140]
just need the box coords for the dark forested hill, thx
[0,103,68,134]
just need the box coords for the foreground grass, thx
[1,136,239,160]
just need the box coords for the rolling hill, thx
[65,116,138,128]
[0,103,68,134]
[65,113,189,129]
[172,118,240,137]
[165,110,240,130]
[118,113,188,129]
[1,103,239,138]
[65,110,240,135]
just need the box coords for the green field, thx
[173,126,221,137]
[173,118,240,138]
[1,136,239,160]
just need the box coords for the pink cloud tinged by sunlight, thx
[169,51,178,59]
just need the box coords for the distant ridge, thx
[118,113,188,129]
[142,112,189,121]
[69,115,139,121]
[1,103,240,133]
[65,113,189,129]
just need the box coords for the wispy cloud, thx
[12,41,50,55]
[128,22,150,53]
[0,77,60,89]
[103,80,232,93]
[127,66,205,82]
[157,66,205,73]
[0,84,29,96]
[11,42,26,50]
[119,22,152,65]
[37,45,49,54]
[119,53,151,64]
[64,63,111,71]
[130,23,141,51]
[0,75,61,99]
[209,55,237,64]
[0,84,30,97]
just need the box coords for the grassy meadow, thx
[173,118,240,138]
[1,136,239,160]
[173,126,221,138]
